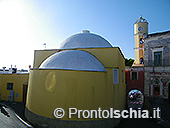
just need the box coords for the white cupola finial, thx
[81,30,90,33]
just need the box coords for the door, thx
[23,84,28,104]
[153,85,160,96]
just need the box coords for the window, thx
[154,51,162,66]
[140,57,144,64]
[113,68,119,84]
[131,72,138,80]
[154,78,160,85]
[122,70,124,82]
[7,83,13,90]
[140,38,143,44]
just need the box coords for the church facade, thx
[25,30,126,128]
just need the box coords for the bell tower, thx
[133,15,148,66]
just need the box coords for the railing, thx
[144,59,170,67]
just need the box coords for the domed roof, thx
[39,50,106,72]
[59,30,113,49]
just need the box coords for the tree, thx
[125,58,134,66]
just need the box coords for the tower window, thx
[140,38,143,44]
[140,57,144,64]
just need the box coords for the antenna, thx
[2,67,6,73]
[43,43,46,49]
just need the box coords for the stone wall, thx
[144,31,170,98]
[144,32,170,66]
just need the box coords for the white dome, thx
[39,50,106,72]
[59,31,113,49]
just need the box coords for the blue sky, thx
[0,0,170,70]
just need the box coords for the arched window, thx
[140,38,143,44]
[140,57,144,64]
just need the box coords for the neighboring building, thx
[0,72,29,103]
[126,66,144,93]
[25,30,126,128]
[144,30,170,99]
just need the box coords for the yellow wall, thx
[78,47,124,68]
[33,49,57,68]
[26,47,126,121]
[134,35,144,64]
[134,22,148,35]
[26,68,126,121]
[33,47,124,69]
[134,22,148,65]
[0,73,29,102]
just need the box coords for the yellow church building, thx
[25,30,126,128]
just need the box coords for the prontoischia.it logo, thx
[54,107,161,119]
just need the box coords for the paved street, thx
[0,103,33,128]
[0,105,28,128]
[117,99,170,128]
[118,102,166,128]
[0,107,164,128]
[118,118,165,128]
[0,101,168,128]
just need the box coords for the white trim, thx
[134,33,144,36]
